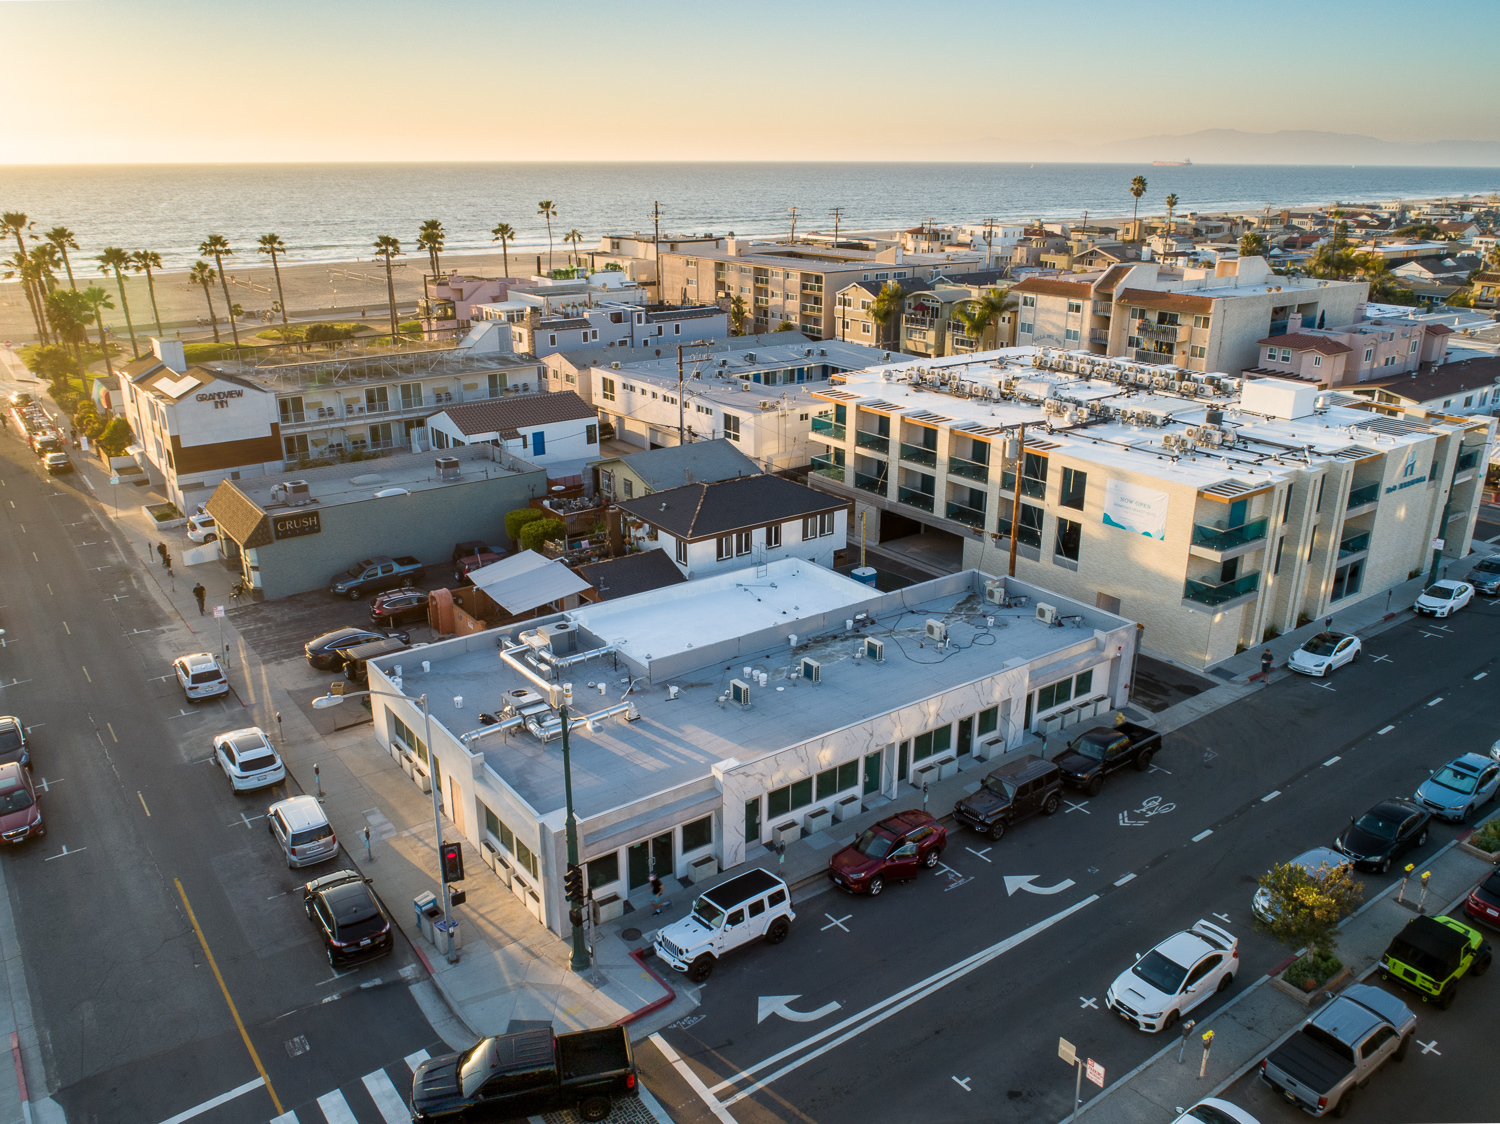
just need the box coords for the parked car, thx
[454,552,504,585]
[328,555,424,600]
[828,809,946,895]
[341,637,408,684]
[302,869,393,966]
[1252,847,1350,923]
[0,763,43,845]
[1463,869,1500,930]
[30,433,60,457]
[1260,984,1415,1118]
[452,539,505,565]
[267,794,339,868]
[1468,556,1500,596]
[1054,721,1162,796]
[1105,919,1239,1032]
[1335,798,1430,873]
[1413,752,1499,822]
[42,452,71,475]
[369,587,429,628]
[1413,579,1474,617]
[212,727,286,792]
[653,868,793,982]
[1169,1100,1262,1124]
[185,512,218,543]
[8,392,31,407]
[411,1025,637,1124]
[305,626,410,671]
[952,753,1062,839]
[1287,632,1361,677]
[0,717,28,769]
[1378,913,1491,1009]
[174,652,228,701]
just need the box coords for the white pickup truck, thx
[653,868,793,982]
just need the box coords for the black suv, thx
[303,869,393,966]
[953,754,1063,839]
[342,637,409,684]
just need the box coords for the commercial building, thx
[591,439,761,503]
[805,346,1494,667]
[358,561,1137,936]
[510,304,727,360]
[204,443,546,599]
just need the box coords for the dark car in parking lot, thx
[369,587,429,628]
[305,626,410,671]
[302,869,393,966]
[1054,721,1161,796]
[0,717,29,770]
[1469,556,1500,596]
[953,753,1062,839]
[1335,797,1430,873]
[828,809,946,895]
[342,637,409,684]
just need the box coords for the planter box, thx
[399,754,415,778]
[912,762,939,790]
[834,794,862,822]
[1041,714,1063,734]
[413,766,432,794]
[974,734,1005,762]
[772,821,801,847]
[509,875,530,903]
[687,855,719,884]
[480,839,500,872]
[593,892,624,924]
[935,756,959,781]
[524,888,544,924]
[1270,965,1353,1005]
[804,808,833,834]
[1458,841,1500,863]
[1056,707,1078,729]
[493,857,513,888]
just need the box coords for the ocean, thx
[0,162,1494,273]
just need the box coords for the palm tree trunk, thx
[201,282,220,342]
[501,240,509,279]
[60,249,76,290]
[18,278,44,345]
[269,250,289,326]
[112,270,140,358]
[144,267,163,336]
[94,314,114,383]
[213,254,240,348]
[546,220,553,272]
[383,254,399,339]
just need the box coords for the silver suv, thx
[268,795,339,868]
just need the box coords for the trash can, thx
[434,917,463,955]
[414,891,439,943]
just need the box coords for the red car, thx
[1464,869,1500,929]
[0,763,42,844]
[828,810,946,895]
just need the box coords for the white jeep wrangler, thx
[653,868,794,982]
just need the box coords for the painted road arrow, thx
[757,994,843,1024]
[1003,875,1077,897]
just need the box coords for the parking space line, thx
[1323,756,1341,766]
[1191,829,1213,842]
[1261,790,1281,802]
[1475,672,1488,681]
[404,1049,430,1071]
[1113,873,1136,886]
[1378,725,1395,734]
[1428,697,1443,706]
[138,792,150,817]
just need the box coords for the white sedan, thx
[1414,580,1474,618]
[1286,631,1361,677]
[1170,1100,1261,1124]
[213,727,286,792]
[1105,919,1239,1032]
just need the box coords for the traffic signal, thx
[564,863,584,902]
[568,907,583,929]
[447,886,467,908]
[440,841,464,883]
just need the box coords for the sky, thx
[1,0,1497,164]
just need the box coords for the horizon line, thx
[2,158,1500,171]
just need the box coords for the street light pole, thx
[557,683,590,973]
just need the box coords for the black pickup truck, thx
[1053,721,1162,795]
[411,1025,636,1123]
[328,555,424,599]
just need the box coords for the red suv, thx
[828,810,946,895]
[0,763,42,844]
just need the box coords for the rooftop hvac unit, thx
[800,657,821,683]
[863,637,884,662]
[610,361,621,369]
[925,619,948,643]
[435,456,460,480]
[729,678,751,708]
[1035,602,1058,626]
[286,480,312,506]
[984,580,1006,605]
[537,621,578,654]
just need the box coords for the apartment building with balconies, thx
[804,346,1493,669]
[1246,314,1447,386]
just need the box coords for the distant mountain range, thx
[979,129,1500,166]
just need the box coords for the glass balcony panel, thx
[897,487,934,512]
[855,431,889,453]
[1016,525,1041,548]
[811,417,845,440]
[946,501,986,529]
[1001,470,1017,492]
[854,471,886,495]
[899,443,937,468]
[1020,476,1047,499]
[1338,531,1371,558]
[948,456,988,482]
[1183,572,1261,606]
[1347,483,1380,508]
[1190,518,1268,550]
[810,455,844,483]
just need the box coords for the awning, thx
[470,550,591,614]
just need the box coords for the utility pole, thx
[982,217,996,269]
[556,684,590,972]
[677,343,686,444]
[788,206,799,245]
[830,206,844,248]
[650,202,663,307]
[1008,423,1026,577]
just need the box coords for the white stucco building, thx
[425,391,599,469]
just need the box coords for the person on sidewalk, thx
[1260,648,1274,685]
[156,542,168,568]
[650,875,672,916]
[193,583,206,615]
[162,546,173,571]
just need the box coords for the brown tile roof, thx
[1357,355,1500,403]
[1256,332,1352,356]
[1092,264,1136,295]
[204,480,271,548]
[1426,322,1454,335]
[1117,288,1215,314]
[436,391,596,438]
[1011,277,1093,299]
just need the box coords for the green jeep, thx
[1379,914,1492,1009]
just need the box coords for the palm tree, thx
[198,234,239,348]
[31,243,61,292]
[96,247,139,359]
[257,234,290,327]
[1239,232,1268,259]
[417,219,445,279]
[491,222,515,278]
[80,285,116,382]
[2,212,46,343]
[537,200,557,272]
[1128,176,1148,239]
[188,260,220,341]
[372,235,402,340]
[869,281,904,349]
[729,294,748,335]
[564,228,584,268]
[46,287,93,371]
[45,226,80,289]
[952,288,1011,350]
[130,250,165,336]
[2,252,47,344]
[1164,193,1179,236]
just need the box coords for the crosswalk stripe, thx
[362,1069,410,1124]
[270,1114,299,1124]
[403,1049,430,1072]
[316,1090,360,1124]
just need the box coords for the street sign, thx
[1431,537,1445,551]
[1057,1037,1076,1066]
[1085,1059,1104,1088]
[109,476,120,486]
[213,606,225,618]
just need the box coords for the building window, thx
[1190,345,1207,359]
[284,434,309,459]
[1059,467,1086,510]
[1054,517,1082,562]
[1274,537,1285,574]
[1279,348,1291,362]
[1312,355,1322,367]
[601,377,615,402]
[1021,295,1036,308]
[623,478,634,498]
[586,424,598,444]
[1315,477,1325,512]
[766,523,781,548]
[1409,339,1419,353]
[912,724,952,762]
[735,531,752,556]
[1193,315,1210,329]
[716,536,734,561]
[549,334,557,347]
[681,815,712,853]
[1066,300,1082,314]
[816,762,858,800]
[723,414,740,442]
[1064,328,1080,342]
[768,778,814,818]
[1019,322,1034,335]
[587,851,619,890]
[819,512,834,536]
[675,538,687,565]
[1364,347,1374,362]
[1331,559,1363,601]
[1266,347,1277,362]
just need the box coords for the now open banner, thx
[1102,478,1169,541]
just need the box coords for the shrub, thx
[306,322,359,343]
[1281,948,1343,990]
[1255,858,1364,958]
[1262,624,1281,641]
[1468,819,1500,854]
[398,320,422,338]
[151,503,183,522]
[505,507,545,543]
[519,517,565,553]
[97,417,134,457]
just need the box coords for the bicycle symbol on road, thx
[1119,795,1176,827]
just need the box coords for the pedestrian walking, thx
[650,875,672,916]
[1325,616,1333,632]
[193,583,206,615]
[162,546,172,572]
[1260,648,1273,685]
[156,542,168,567]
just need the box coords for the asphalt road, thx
[657,598,1500,1124]
[0,426,439,1124]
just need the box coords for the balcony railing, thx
[946,501,986,529]
[1136,320,1189,342]
[1016,523,1042,548]
[1090,329,1110,345]
[898,487,935,513]
[903,313,937,329]
[1183,572,1262,607]
[948,455,989,482]
[1134,349,1173,364]
[1347,482,1380,509]
[1092,301,1112,316]
[855,430,889,453]
[1020,476,1047,499]
[854,471,887,495]
[811,455,845,483]
[279,388,473,431]
[811,417,845,440]
[899,442,938,468]
[1191,518,1268,551]
[1001,469,1017,492]
[1339,531,1371,559]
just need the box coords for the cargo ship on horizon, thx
[1153,158,1193,166]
